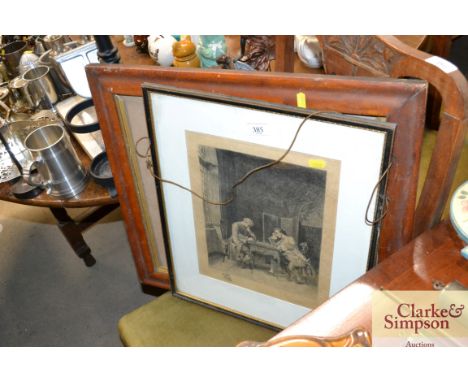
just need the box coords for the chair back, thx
[318,35,468,238]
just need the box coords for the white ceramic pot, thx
[294,35,322,69]
[148,35,176,67]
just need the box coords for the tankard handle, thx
[22,159,51,191]
[0,100,12,120]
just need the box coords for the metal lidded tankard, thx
[23,123,88,198]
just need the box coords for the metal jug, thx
[38,41,77,99]
[22,66,58,111]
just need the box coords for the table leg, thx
[49,207,97,267]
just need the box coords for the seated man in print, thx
[227,218,256,263]
[268,228,312,283]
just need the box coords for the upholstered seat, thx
[118,292,276,346]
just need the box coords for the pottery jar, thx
[148,35,176,67]
[172,37,200,68]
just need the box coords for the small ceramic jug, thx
[133,35,149,53]
[172,36,200,68]
[294,35,322,69]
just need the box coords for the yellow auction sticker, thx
[296,92,307,109]
[308,159,327,169]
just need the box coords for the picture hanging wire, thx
[364,161,392,226]
[136,110,323,206]
[136,110,392,219]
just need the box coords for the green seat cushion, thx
[118,292,278,346]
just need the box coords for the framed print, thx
[114,95,168,276]
[143,84,395,327]
[86,64,427,293]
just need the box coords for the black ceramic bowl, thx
[90,152,114,189]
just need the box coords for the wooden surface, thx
[317,36,468,241]
[271,220,468,339]
[274,36,295,72]
[111,35,426,74]
[112,35,323,75]
[395,35,427,50]
[240,327,371,347]
[87,63,427,289]
[0,139,118,208]
[111,36,154,66]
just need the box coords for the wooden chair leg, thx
[49,207,97,267]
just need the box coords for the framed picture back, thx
[86,65,427,292]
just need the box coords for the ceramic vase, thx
[148,35,176,67]
[197,35,227,68]
[294,35,322,68]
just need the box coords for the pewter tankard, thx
[1,40,27,77]
[22,66,58,111]
[23,124,88,198]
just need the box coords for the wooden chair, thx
[238,327,371,347]
[316,35,468,238]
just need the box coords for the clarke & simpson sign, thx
[372,291,468,347]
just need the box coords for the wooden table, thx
[271,220,468,341]
[0,139,119,266]
[0,37,151,267]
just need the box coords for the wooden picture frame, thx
[142,84,396,327]
[86,65,427,291]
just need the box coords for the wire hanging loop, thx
[364,161,393,226]
[135,136,150,159]
[135,110,323,206]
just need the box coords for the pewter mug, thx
[23,124,88,198]
[1,40,27,77]
[22,66,58,111]
[42,35,70,56]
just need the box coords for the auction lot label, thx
[372,291,468,346]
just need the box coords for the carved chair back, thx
[317,35,468,238]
